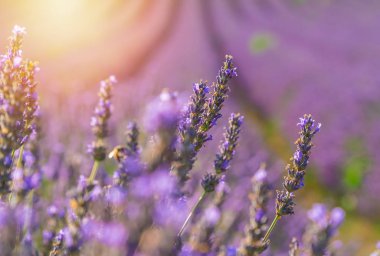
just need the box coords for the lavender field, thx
[0,1,379,255]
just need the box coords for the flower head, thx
[88,76,116,161]
[214,113,244,174]
[303,204,345,255]
[0,26,40,195]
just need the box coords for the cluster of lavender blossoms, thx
[0,25,39,196]
[0,26,374,256]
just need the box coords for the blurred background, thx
[1,0,379,254]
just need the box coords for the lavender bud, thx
[201,173,220,193]
[276,190,295,216]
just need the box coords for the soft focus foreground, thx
[0,1,379,255]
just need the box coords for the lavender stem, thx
[262,214,281,242]
[178,191,206,238]
[16,145,25,169]
[88,160,100,183]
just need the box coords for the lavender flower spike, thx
[278,114,321,215]
[214,113,244,174]
[178,113,243,242]
[263,114,320,242]
[172,81,209,185]
[88,76,116,183]
[88,76,116,162]
[195,55,237,151]
[303,204,345,256]
[0,26,39,195]
[202,113,243,193]
[239,164,271,255]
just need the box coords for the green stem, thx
[16,145,25,169]
[177,191,207,238]
[262,214,281,242]
[8,146,25,205]
[11,149,15,162]
[88,161,100,183]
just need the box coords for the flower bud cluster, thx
[239,166,271,255]
[172,55,237,188]
[201,113,243,193]
[88,76,116,161]
[303,204,345,255]
[0,26,39,195]
[276,114,320,217]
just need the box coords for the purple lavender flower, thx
[303,204,345,256]
[82,220,127,249]
[144,90,181,171]
[0,26,40,195]
[42,205,65,255]
[88,76,116,161]
[172,56,237,195]
[144,90,180,134]
[111,122,141,188]
[214,113,244,175]
[201,113,244,193]
[239,165,271,255]
[172,81,209,185]
[49,229,64,256]
[201,173,220,193]
[124,121,139,156]
[196,55,237,151]
[262,115,320,244]
[63,176,102,254]
[278,114,321,216]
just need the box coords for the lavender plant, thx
[177,113,244,241]
[88,75,116,182]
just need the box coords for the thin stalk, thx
[178,191,207,238]
[11,149,15,162]
[262,214,281,242]
[88,160,100,183]
[16,145,25,169]
[8,145,25,205]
